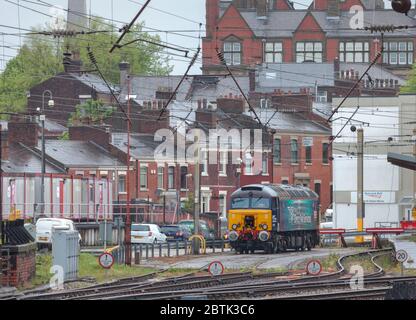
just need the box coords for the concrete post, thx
[356,128,364,243]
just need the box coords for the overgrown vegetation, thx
[68,99,113,125]
[0,18,172,116]
[29,253,155,290]
[401,63,416,93]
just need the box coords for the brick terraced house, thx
[203,0,416,78]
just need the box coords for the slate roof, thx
[1,143,64,174]
[70,73,119,94]
[247,108,331,135]
[256,63,335,91]
[189,76,250,101]
[219,5,416,38]
[121,76,193,102]
[35,140,123,168]
[42,119,68,133]
[111,132,187,161]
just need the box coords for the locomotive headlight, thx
[232,224,238,230]
[261,224,268,230]
[258,231,269,242]
[229,231,239,242]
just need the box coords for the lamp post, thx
[38,90,54,223]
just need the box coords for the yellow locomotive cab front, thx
[228,209,272,232]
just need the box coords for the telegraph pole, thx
[193,128,200,255]
[356,128,364,243]
[125,76,132,266]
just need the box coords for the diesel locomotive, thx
[228,184,320,254]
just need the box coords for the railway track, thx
[15,248,405,300]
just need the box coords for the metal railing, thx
[109,239,231,265]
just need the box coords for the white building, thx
[332,94,416,230]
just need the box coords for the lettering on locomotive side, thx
[286,200,313,225]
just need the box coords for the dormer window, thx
[223,41,242,65]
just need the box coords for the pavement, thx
[137,247,358,270]
[392,238,416,269]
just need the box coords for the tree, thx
[182,193,195,214]
[0,17,172,115]
[69,99,113,125]
[401,64,416,93]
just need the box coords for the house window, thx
[118,174,126,193]
[305,146,312,164]
[339,41,369,63]
[89,183,95,203]
[168,166,175,189]
[282,179,289,185]
[291,139,298,163]
[180,166,188,190]
[265,42,283,63]
[322,143,329,164]
[140,166,148,190]
[262,152,268,174]
[201,150,208,174]
[273,139,281,163]
[383,41,413,65]
[245,153,253,174]
[315,183,321,202]
[157,167,164,189]
[316,91,327,103]
[220,151,227,175]
[223,41,241,65]
[219,194,226,218]
[201,193,210,213]
[296,42,323,63]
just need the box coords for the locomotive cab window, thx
[251,198,271,209]
[231,197,250,209]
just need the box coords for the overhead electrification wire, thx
[157,47,200,121]
[327,51,382,123]
[216,48,263,127]
[109,0,152,53]
[86,46,130,124]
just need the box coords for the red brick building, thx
[204,0,416,77]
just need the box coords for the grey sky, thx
[0,0,408,75]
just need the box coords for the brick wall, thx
[1,243,36,288]
[8,121,38,147]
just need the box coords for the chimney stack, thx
[119,61,131,89]
[256,0,268,17]
[8,120,39,148]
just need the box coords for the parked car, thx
[35,218,81,249]
[178,220,215,241]
[160,225,192,241]
[131,224,167,244]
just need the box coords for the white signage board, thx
[351,191,396,204]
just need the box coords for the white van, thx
[35,218,81,248]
